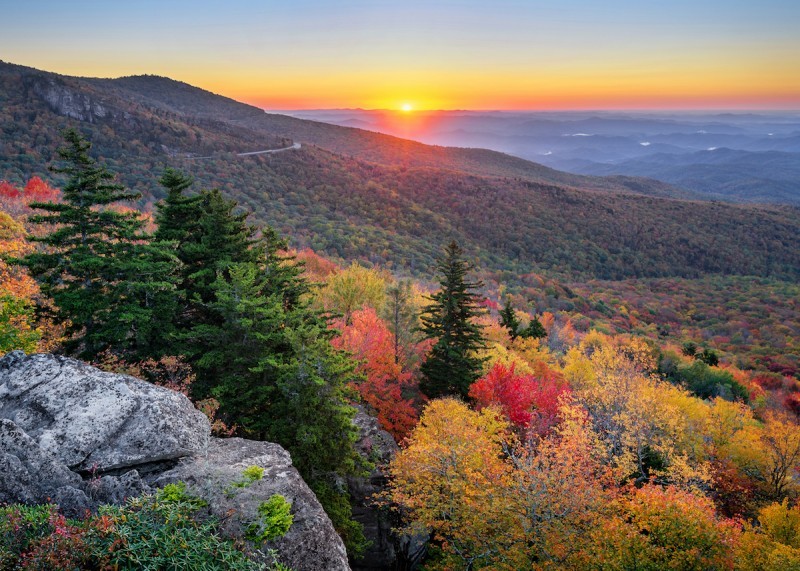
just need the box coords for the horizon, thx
[3,1,799,111]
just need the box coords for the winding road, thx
[236,142,301,156]
[186,142,301,160]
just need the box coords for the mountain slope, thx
[575,148,800,205]
[91,73,690,198]
[1,61,799,282]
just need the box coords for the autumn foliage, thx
[332,307,421,440]
[469,361,570,435]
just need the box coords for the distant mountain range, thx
[287,109,800,205]
[1,61,799,282]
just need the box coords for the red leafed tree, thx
[0,181,20,199]
[23,176,60,202]
[332,307,421,441]
[469,361,570,436]
[784,393,800,417]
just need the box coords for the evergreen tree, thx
[190,256,366,553]
[155,176,258,310]
[499,297,521,340]
[21,129,177,360]
[383,279,419,366]
[154,172,262,364]
[419,241,487,399]
[520,314,547,340]
[183,189,261,305]
[156,178,365,552]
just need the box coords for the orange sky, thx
[2,1,799,110]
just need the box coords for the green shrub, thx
[93,493,262,570]
[227,465,267,497]
[158,481,208,508]
[0,495,265,570]
[245,495,294,544]
[241,465,265,484]
[670,360,749,402]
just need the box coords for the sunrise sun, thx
[401,103,413,112]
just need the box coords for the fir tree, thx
[154,173,262,363]
[520,314,547,340]
[21,129,177,360]
[158,180,366,553]
[499,297,521,340]
[191,256,366,553]
[155,177,258,310]
[383,279,419,366]
[419,241,487,399]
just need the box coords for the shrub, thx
[245,495,294,544]
[226,465,267,497]
[0,504,96,570]
[93,493,260,570]
[242,465,265,484]
[158,481,208,508]
[0,493,265,570]
[670,360,749,402]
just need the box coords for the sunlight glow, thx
[401,103,413,112]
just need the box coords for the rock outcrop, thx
[349,408,427,571]
[0,351,350,571]
[154,438,349,571]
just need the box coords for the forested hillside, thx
[3,154,800,569]
[3,61,799,282]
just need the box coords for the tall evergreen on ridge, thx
[154,171,261,363]
[521,313,547,340]
[154,169,366,552]
[419,241,487,399]
[155,174,259,310]
[499,297,521,340]
[20,129,178,360]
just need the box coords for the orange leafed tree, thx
[332,307,420,441]
[24,176,60,203]
[592,484,740,570]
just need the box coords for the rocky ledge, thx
[0,351,350,571]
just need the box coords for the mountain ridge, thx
[1,60,799,282]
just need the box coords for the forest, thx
[1,129,800,570]
[2,61,800,285]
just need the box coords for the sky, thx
[2,0,799,110]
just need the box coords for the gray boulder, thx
[0,352,208,471]
[154,438,350,571]
[0,418,91,515]
[0,351,351,570]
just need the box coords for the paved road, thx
[237,142,301,156]
[186,142,301,160]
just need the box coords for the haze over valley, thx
[286,109,800,204]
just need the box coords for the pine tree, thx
[383,279,419,366]
[499,297,521,340]
[158,180,366,552]
[520,314,547,340]
[191,257,366,553]
[419,241,487,399]
[154,173,263,364]
[155,176,258,310]
[21,129,177,360]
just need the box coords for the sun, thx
[401,103,413,112]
